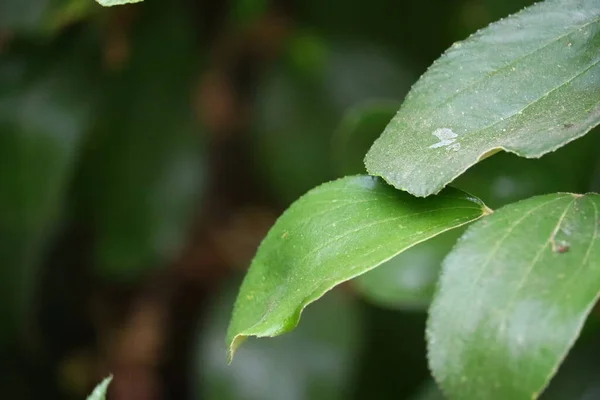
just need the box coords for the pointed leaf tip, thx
[226,175,489,360]
[87,376,113,400]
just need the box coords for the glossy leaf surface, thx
[454,130,600,209]
[335,104,461,310]
[365,0,600,197]
[227,175,489,360]
[335,102,599,312]
[428,193,600,399]
[335,107,597,311]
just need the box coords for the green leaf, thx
[365,0,600,197]
[200,282,363,400]
[454,128,600,209]
[336,100,599,210]
[428,193,600,399]
[334,104,458,311]
[353,132,600,311]
[226,175,490,361]
[95,0,142,6]
[351,134,599,311]
[87,376,112,400]
[337,109,598,311]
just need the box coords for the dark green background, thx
[0,0,598,398]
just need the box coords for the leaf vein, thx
[496,198,577,330]
[582,199,598,265]
[252,207,483,331]
[468,196,568,290]
[429,15,600,111]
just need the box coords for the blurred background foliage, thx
[0,0,599,399]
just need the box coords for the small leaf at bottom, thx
[87,376,112,400]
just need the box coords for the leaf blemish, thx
[552,240,570,254]
[429,128,460,151]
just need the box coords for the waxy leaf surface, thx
[227,175,489,360]
[365,0,600,197]
[428,193,600,399]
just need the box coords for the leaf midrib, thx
[466,196,570,298]
[269,189,476,254]
[247,215,478,336]
[494,198,577,338]
[468,55,600,148]
[491,196,599,398]
[422,15,600,112]
[248,206,483,333]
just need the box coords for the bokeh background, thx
[1,0,600,399]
